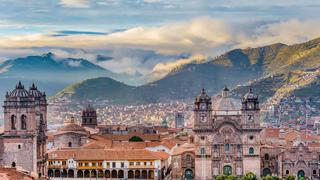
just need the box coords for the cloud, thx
[0,17,319,77]
[150,55,208,81]
[59,0,90,8]
[236,19,320,48]
[0,17,231,55]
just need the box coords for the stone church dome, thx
[212,86,241,115]
[9,81,29,98]
[60,117,86,132]
[28,83,43,97]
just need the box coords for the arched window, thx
[11,162,16,167]
[11,115,16,130]
[237,144,241,152]
[186,154,191,161]
[225,144,230,152]
[201,147,205,155]
[264,153,269,160]
[68,142,72,147]
[249,147,254,155]
[21,115,27,130]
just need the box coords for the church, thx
[193,87,261,179]
[0,82,47,178]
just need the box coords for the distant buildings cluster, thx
[0,82,319,180]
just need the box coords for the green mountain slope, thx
[54,37,320,104]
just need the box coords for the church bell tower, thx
[241,88,262,177]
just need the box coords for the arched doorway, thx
[134,170,141,179]
[77,170,83,178]
[118,170,124,178]
[297,170,305,179]
[148,170,154,179]
[48,170,54,177]
[111,170,117,178]
[105,170,110,178]
[91,170,97,178]
[223,165,232,175]
[142,170,148,179]
[84,170,90,178]
[61,169,67,177]
[54,170,61,177]
[98,170,103,178]
[68,169,74,178]
[262,168,271,177]
[185,169,193,179]
[128,170,134,179]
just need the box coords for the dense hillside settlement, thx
[0,82,319,179]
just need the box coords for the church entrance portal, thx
[223,165,232,175]
[184,169,193,179]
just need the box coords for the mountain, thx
[0,53,137,98]
[54,77,138,104]
[54,37,320,104]
[231,67,320,105]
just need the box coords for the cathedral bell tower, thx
[241,88,260,127]
[194,88,212,129]
[193,88,213,180]
[241,88,262,177]
[2,82,47,178]
[81,104,97,129]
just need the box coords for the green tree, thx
[226,175,238,180]
[216,175,227,180]
[285,175,295,180]
[129,136,143,142]
[241,172,257,180]
[262,175,273,180]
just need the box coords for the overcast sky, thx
[0,0,319,75]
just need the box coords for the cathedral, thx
[0,82,47,178]
[194,87,261,179]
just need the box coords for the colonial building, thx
[0,82,47,178]
[173,87,320,180]
[193,87,261,179]
[47,148,168,179]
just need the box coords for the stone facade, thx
[81,104,98,129]
[193,87,261,180]
[0,82,47,178]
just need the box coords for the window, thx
[264,154,269,160]
[313,170,316,175]
[237,144,241,152]
[121,162,124,168]
[249,135,254,140]
[68,142,72,147]
[136,162,140,166]
[286,170,289,175]
[249,147,254,155]
[150,162,153,165]
[62,161,66,165]
[225,144,230,152]
[129,162,134,166]
[200,136,205,141]
[18,145,21,149]
[201,147,206,155]
[107,162,110,167]
[214,144,218,149]
[112,162,116,168]
[11,115,16,130]
[186,155,191,161]
[21,115,27,130]
[144,162,147,166]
